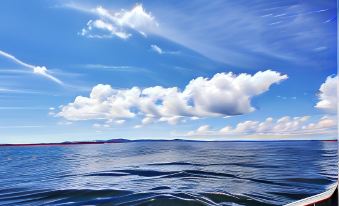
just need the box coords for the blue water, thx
[0,141,337,206]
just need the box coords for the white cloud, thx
[187,115,337,138]
[197,125,211,133]
[142,116,155,125]
[183,70,288,115]
[81,19,131,39]
[134,124,142,129]
[315,75,337,113]
[0,50,63,85]
[150,44,163,54]
[79,4,158,39]
[302,116,337,134]
[159,116,182,125]
[57,70,287,125]
[150,44,179,55]
[63,1,336,67]
[58,84,140,121]
[93,123,102,128]
[115,119,126,125]
[92,119,125,128]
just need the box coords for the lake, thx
[0,141,337,205]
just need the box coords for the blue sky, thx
[0,0,337,143]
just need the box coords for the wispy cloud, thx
[324,16,336,23]
[62,1,335,67]
[0,50,63,85]
[150,44,179,55]
[0,68,31,74]
[0,107,46,110]
[0,87,45,94]
[0,125,43,129]
[313,46,327,52]
[82,64,149,73]
[150,44,163,54]
[276,95,297,100]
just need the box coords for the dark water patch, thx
[133,197,208,206]
[84,192,158,206]
[285,177,333,185]
[115,193,213,206]
[162,170,237,179]
[202,192,275,206]
[0,189,48,200]
[147,162,204,166]
[113,169,175,177]
[245,177,288,186]
[83,169,175,178]
[244,193,277,203]
[1,189,132,206]
[61,192,198,206]
[84,171,130,177]
[269,191,315,201]
[150,186,171,191]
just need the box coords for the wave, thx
[147,161,280,169]
[85,169,289,186]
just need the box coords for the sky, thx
[0,0,337,143]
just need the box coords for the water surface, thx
[0,141,337,205]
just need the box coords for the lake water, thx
[0,141,337,206]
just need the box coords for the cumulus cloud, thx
[92,118,126,129]
[80,4,158,39]
[57,70,287,125]
[58,84,140,121]
[196,125,211,133]
[184,70,288,115]
[0,50,63,84]
[303,115,337,132]
[187,115,337,138]
[315,75,337,113]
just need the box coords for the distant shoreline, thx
[0,141,108,147]
[0,139,337,147]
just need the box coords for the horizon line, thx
[0,138,337,147]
